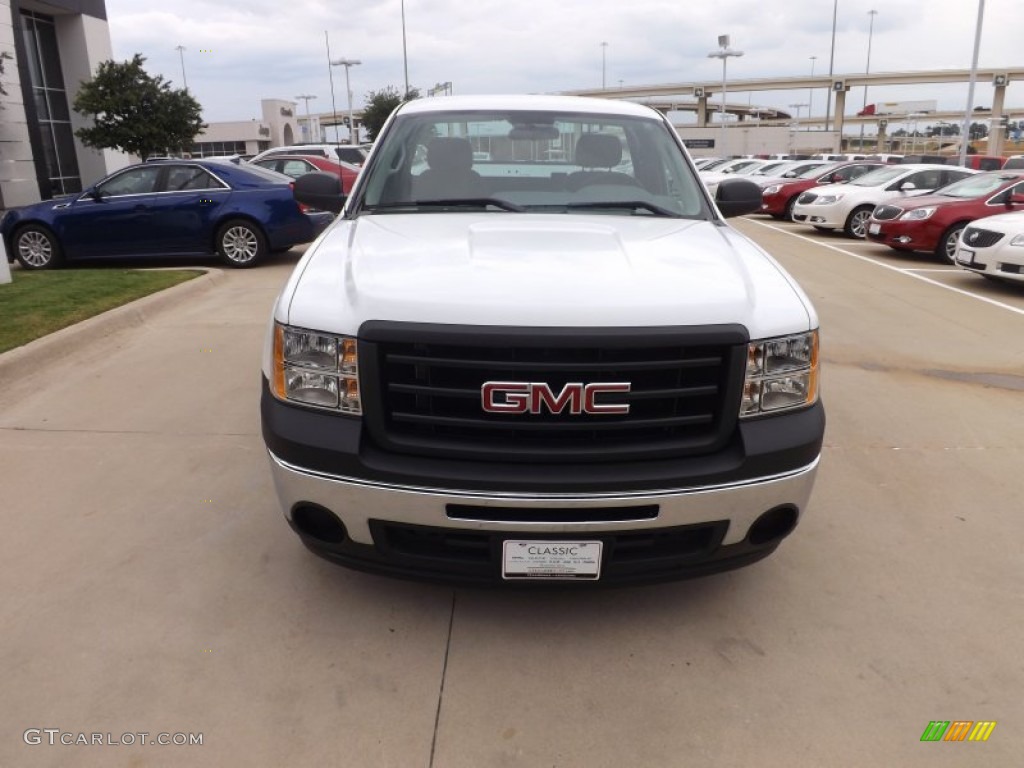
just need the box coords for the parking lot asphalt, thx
[2,227,1022,767]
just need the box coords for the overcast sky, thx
[105,0,1021,126]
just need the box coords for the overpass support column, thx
[876,120,888,153]
[697,96,709,126]
[990,83,1007,156]
[833,89,847,152]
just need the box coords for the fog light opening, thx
[291,504,347,544]
[748,505,799,546]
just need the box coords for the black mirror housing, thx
[714,178,763,218]
[294,172,346,214]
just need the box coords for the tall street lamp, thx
[808,55,817,125]
[401,0,409,97]
[825,0,838,132]
[600,42,608,90]
[296,94,317,142]
[859,10,879,150]
[960,0,986,166]
[175,45,188,90]
[331,57,362,144]
[708,35,744,156]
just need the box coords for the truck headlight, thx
[272,323,361,414]
[740,330,819,417]
[900,207,935,221]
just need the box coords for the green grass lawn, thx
[0,268,204,354]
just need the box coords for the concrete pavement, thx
[1,233,1022,766]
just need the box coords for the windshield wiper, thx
[367,198,525,212]
[562,200,681,217]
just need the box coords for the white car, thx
[791,164,975,238]
[260,94,824,585]
[701,160,774,194]
[954,209,1024,284]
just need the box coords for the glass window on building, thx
[21,11,82,196]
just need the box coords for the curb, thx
[0,268,227,383]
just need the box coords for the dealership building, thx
[0,0,131,208]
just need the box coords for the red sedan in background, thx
[865,172,1024,261]
[759,162,884,220]
[251,155,360,194]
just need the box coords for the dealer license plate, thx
[868,222,881,235]
[957,248,975,265]
[502,540,603,580]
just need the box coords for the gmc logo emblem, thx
[481,381,631,415]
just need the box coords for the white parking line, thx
[745,219,1024,318]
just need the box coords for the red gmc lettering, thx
[482,382,631,415]
[481,381,530,412]
[531,384,583,415]
[584,383,631,414]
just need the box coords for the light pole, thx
[825,0,838,132]
[331,58,362,144]
[401,0,409,97]
[959,0,985,166]
[808,55,817,125]
[175,45,188,90]
[859,10,878,150]
[600,42,608,90]
[708,35,744,156]
[295,94,316,143]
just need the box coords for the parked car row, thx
[753,163,1024,285]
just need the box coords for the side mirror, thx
[294,172,346,213]
[715,178,763,218]
[900,182,917,191]
[87,188,104,201]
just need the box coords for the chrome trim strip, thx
[268,450,820,501]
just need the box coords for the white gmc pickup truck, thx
[260,95,824,585]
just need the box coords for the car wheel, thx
[936,222,967,263]
[844,206,874,239]
[13,224,63,270]
[216,219,266,268]
[784,196,798,221]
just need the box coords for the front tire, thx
[13,224,63,270]
[783,196,798,221]
[216,219,266,268]
[844,206,874,239]
[936,222,967,263]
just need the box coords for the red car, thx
[760,162,883,220]
[865,171,1024,261]
[251,154,360,194]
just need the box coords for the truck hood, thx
[282,213,813,338]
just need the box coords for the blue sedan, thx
[1,160,334,269]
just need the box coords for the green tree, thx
[360,86,419,141]
[72,54,204,160]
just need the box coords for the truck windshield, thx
[355,109,706,218]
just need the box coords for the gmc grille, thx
[961,227,1004,248]
[359,322,748,464]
